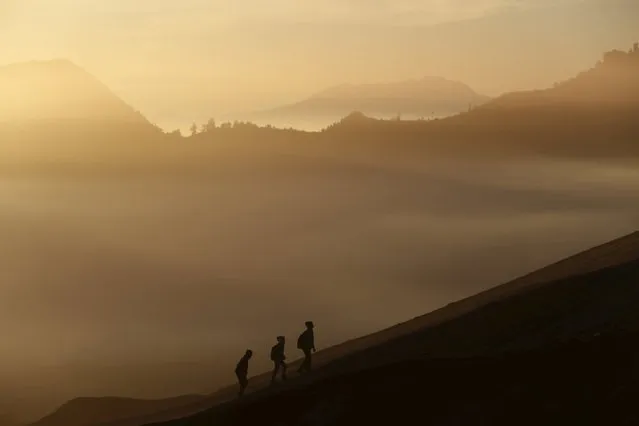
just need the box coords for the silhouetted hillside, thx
[194,45,639,161]
[279,231,639,372]
[150,231,639,425]
[173,47,639,160]
[31,395,205,426]
[155,330,639,426]
[458,45,639,116]
[321,45,639,157]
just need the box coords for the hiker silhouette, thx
[297,321,316,374]
[235,349,253,397]
[270,336,287,384]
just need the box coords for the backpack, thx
[270,344,278,361]
[297,332,305,350]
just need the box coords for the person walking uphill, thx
[235,349,253,397]
[270,336,287,385]
[297,321,316,374]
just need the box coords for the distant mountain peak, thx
[0,59,153,127]
[0,59,93,82]
[240,75,490,129]
[311,76,480,100]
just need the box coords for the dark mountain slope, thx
[37,232,637,426]
[153,252,639,426]
[238,230,639,377]
[62,230,638,426]
[158,330,639,426]
[97,230,639,426]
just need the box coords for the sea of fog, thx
[0,155,637,421]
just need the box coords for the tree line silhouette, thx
[2,44,636,165]
[176,44,638,130]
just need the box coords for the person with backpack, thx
[234,349,253,397]
[297,321,316,374]
[270,336,287,385]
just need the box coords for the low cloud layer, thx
[0,156,637,369]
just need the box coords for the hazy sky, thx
[0,0,637,128]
